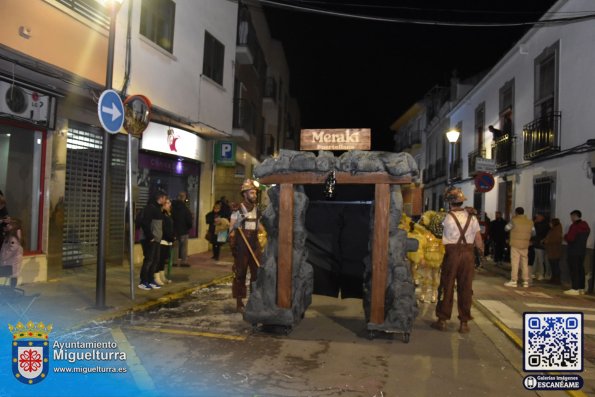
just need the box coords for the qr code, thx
[524,313,583,372]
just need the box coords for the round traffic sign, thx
[475,172,495,193]
[97,89,124,134]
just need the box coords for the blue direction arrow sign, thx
[98,89,124,134]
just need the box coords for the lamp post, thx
[96,0,124,309]
[446,128,460,185]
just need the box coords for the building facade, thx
[0,0,238,283]
[447,0,594,265]
[215,1,300,204]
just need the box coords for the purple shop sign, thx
[139,152,199,176]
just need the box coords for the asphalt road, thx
[97,282,565,397]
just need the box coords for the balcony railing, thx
[236,8,258,65]
[435,158,446,178]
[395,130,422,152]
[491,133,516,169]
[232,98,256,138]
[409,130,422,146]
[468,148,486,175]
[450,157,462,181]
[522,111,561,161]
[264,77,277,102]
[428,164,435,181]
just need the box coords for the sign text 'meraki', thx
[300,128,371,151]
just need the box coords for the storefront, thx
[136,122,208,243]
[0,79,56,284]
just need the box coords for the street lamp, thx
[97,0,124,309]
[446,128,460,185]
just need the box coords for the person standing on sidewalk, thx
[490,211,507,265]
[543,218,563,285]
[532,213,550,281]
[229,179,263,313]
[431,186,483,334]
[504,207,534,288]
[171,192,193,267]
[138,190,166,290]
[564,210,591,295]
[156,198,175,285]
[205,201,228,261]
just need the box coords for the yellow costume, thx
[418,210,447,303]
[399,214,425,286]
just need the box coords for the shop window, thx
[136,152,200,240]
[0,123,45,253]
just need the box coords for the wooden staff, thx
[236,227,261,268]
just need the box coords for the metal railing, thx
[522,111,561,160]
[56,0,110,29]
[409,129,422,146]
[450,157,462,181]
[491,133,516,169]
[435,158,446,178]
[264,77,277,101]
[233,98,256,135]
[468,148,486,175]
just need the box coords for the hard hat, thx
[444,186,466,203]
[240,179,259,193]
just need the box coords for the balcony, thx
[491,133,516,170]
[428,164,435,181]
[395,130,422,153]
[435,158,446,178]
[263,77,277,104]
[450,157,462,181]
[409,130,422,146]
[522,112,561,161]
[232,98,256,141]
[236,10,257,65]
[468,148,486,175]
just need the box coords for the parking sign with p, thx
[215,141,236,166]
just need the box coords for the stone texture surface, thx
[254,150,419,179]
[246,151,419,333]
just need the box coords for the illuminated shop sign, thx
[140,123,207,162]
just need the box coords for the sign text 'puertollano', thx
[300,128,371,151]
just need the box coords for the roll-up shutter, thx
[63,125,126,268]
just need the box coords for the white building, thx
[0,0,238,281]
[447,0,595,262]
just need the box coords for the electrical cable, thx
[253,0,595,27]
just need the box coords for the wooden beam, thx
[370,183,390,325]
[259,172,411,186]
[277,183,294,309]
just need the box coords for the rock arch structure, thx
[244,150,419,337]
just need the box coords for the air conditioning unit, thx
[0,80,50,122]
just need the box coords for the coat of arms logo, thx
[8,321,52,385]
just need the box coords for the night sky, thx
[260,0,559,150]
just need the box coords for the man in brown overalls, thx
[430,187,484,333]
[229,179,262,313]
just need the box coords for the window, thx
[140,0,176,53]
[534,43,558,118]
[203,31,225,85]
[533,175,555,220]
[474,103,485,150]
[499,80,514,135]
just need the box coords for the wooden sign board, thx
[300,128,371,151]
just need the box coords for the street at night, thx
[1,0,595,396]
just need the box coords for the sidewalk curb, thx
[473,299,588,397]
[66,273,233,333]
